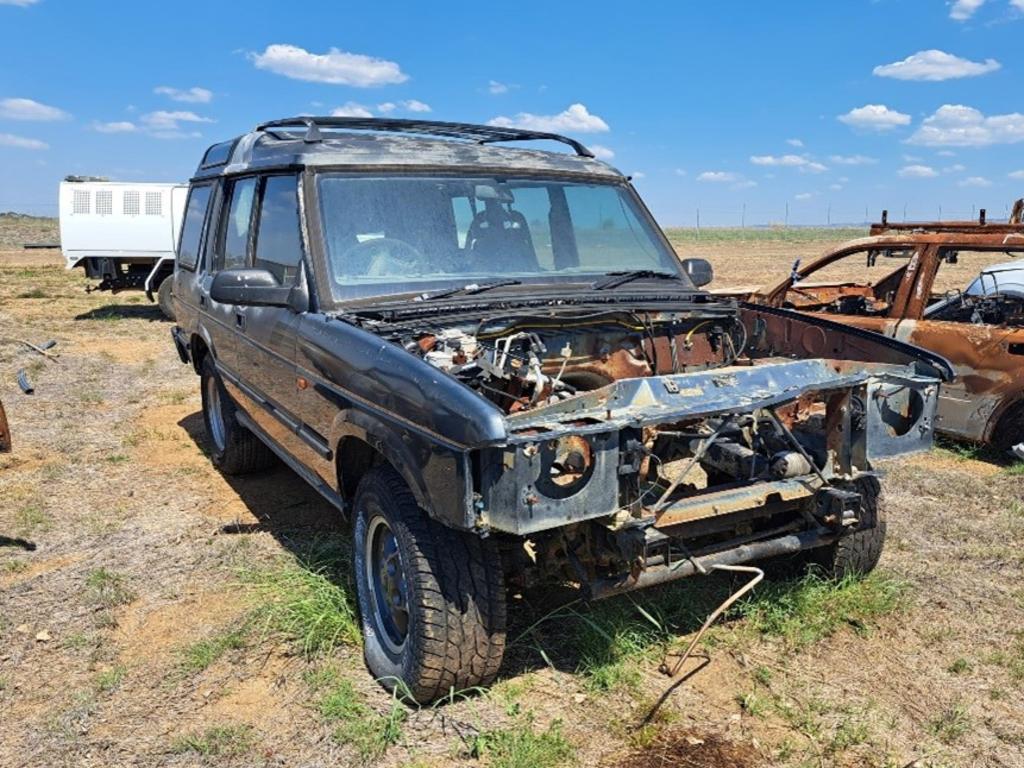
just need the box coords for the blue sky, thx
[2,0,1024,225]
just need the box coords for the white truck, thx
[59,177,188,318]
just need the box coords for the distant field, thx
[664,226,867,245]
[0,213,58,249]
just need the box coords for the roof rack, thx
[253,116,596,158]
[870,201,1024,236]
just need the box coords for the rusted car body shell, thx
[0,399,10,453]
[749,227,1024,444]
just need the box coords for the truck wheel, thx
[353,466,506,703]
[157,277,175,321]
[200,356,274,475]
[807,476,885,579]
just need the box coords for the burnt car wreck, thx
[171,117,948,702]
[744,205,1024,455]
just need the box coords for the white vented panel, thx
[145,191,162,216]
[73,189,91,214]
[95,190,113,216]
[123,190,140,216]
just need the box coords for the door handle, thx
[235,309,246,331]
[199,295,207,308]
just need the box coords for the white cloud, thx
[0,97,68,121]
[937,150,957,156]
[674,168,687,177]
[829,183,844,191]
[154,86,213,104]
[829,154,878,165]
[786,138,804,147]
[909,104,1024,146]
[794,192,815,201]
[0,132,47,149]
[488,80,510,94]
[631,171,646,179]
[139,110,212,139]
[331,102,374,118]
[249,44,408,87]
[734,180,758,189]
[943,163,967,173]
[588,144,614,160]
[898,164,939,178]
[92,121,136,133]
[0,0,41,6]
[402,99,431,113]
[488,103,609,133]
[950,0,985,20]
[838,104,911,131]
[873,50,1000,81]
[697,171,740,183]
[376,102,396,113]
[1009,169,1024,179]
[959,175,992,187]
[750,154,827,173]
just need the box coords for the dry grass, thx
[1,222,1023,767]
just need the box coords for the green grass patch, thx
[664,226,867,246]
[927,702,971,744]
[1004,461,1024,477]
[947,657,972,675]
[14,505,50,536]
[469,718,575,768]
[16,287,49,299]
[242,539,359,655]
[2,560,28,574]
[171,724,255,757]
[95,664,126,693]
[307,667,406,762]
[85,568,135,608]
[178,629,247,674]
[733,572,907,649]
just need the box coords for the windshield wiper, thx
[420,279,523,301]
[592,270,685,291]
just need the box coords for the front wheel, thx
[353,466,506,703]
[807,475,886,579]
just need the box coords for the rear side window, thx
[177,184,213,271]
[254,175,304,286]
[215,177,257,272]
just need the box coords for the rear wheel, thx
[157,276,175,321]
[353,466,506,703]
[199,356,274,475]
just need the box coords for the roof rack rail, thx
[253,116,596,158]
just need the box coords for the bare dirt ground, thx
[2,222,1023,768]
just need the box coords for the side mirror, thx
[210,268,294,308]
[681,257,713,288]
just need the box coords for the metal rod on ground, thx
[635,563,764,730]
[13,338,59,361]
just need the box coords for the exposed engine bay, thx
[403,310,748,414]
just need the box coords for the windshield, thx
[316,174,687,301]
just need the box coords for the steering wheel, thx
[340,238,426,277]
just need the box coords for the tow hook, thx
[815,487,861,529]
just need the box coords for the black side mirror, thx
[681,257,713,288]
[210,268,295,308]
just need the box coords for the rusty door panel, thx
[892,319,1024,442]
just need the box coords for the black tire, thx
[807,475,885,579]
[992,403,1024,459]
[199,355,274,475]
[157,276,175,321]
[353,466,506,704]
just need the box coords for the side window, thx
[254,175,304,286]
[215,177,257,272]
[177,184,213,271]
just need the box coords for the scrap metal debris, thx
[17,369,34,395]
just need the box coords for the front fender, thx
[329,408,473,530]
